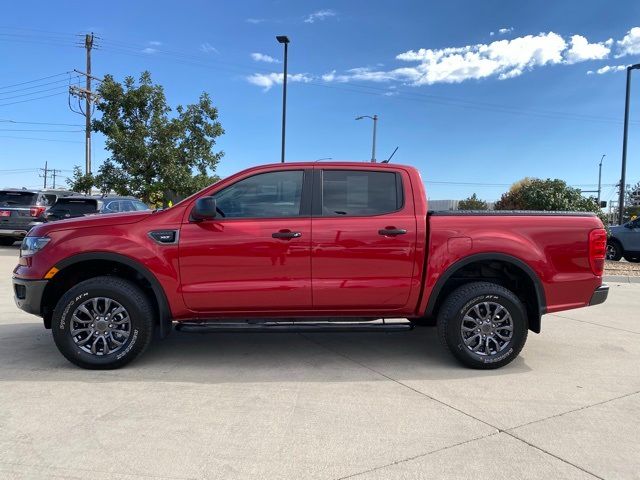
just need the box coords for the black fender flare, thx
[53,252,173,338]
[424,252,547,333]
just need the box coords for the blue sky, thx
[1,0,640,202]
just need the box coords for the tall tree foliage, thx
[458,193,488,210]
[495,177,607,228]
[89,71,224,203]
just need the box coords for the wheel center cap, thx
[95,320,108,332]
[481,324,492,334]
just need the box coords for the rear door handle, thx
[272,230,302,239]
[378,228,407,236]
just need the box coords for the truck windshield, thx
[0,191,38,206]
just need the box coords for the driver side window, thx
[212,170,304,219]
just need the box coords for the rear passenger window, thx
[321,170,402,216]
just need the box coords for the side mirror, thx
[190,197,217,221]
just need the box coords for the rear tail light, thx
[589,228,607,276]
[29,206,46,217]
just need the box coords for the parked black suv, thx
[44,195,150,221]
[0,189,75,246]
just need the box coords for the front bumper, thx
[589,284,609,306]
[13,277,48,317]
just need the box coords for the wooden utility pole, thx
[84,33,94,175]
[51,169,61,189]
[40,161,49,188]
[69,33,99,175]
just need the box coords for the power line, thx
[0,128,83,132]
[0,76,80,95]
[0,71,72,90]
[0,135,83,143]
[0,91,67,107]
[0,84,72,101]
[0,119,83,127]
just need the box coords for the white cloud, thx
[322,29,639,86]
[142,41,162,54]
[498,27,514,35]
[393,32,568,84]
[247,26,640,89]
[564,35,611,64]
[200,42,219,54]
[246,18,265,24]
[616,27,640,57]
[304,9,336,23]
[246,72,313,91]
[251,52,280,63]
[588,64,627,75]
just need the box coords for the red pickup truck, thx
[12,162,608,370]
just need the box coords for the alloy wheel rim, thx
[460,301,514,356]
[70,297,131,356]
[606,244,617,259]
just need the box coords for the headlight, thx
[20,237,50,257]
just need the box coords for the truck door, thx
[310,167,418,312]
[179,169,312,313]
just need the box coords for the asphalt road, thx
[1,244,639,480]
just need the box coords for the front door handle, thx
[272,230,302,239]
[378,228,407,236]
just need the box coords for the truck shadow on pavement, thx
[0,321,531,383]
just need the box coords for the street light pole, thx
[619,63,640,224]
[276,35,290,163]
[355,114,378,162]
[597,154,605,204]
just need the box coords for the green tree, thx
[495,177,607,228]
[624,180,640,222]
[92,71,224,204]
[67,166,94,194]
[458,193,488,210]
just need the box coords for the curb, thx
[603,275,640,284]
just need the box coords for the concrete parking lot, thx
[0,245,638,480]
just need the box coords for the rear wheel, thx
[606,241,623,261]
[437,282,528,369]
[52,276,154,369]
[0,237,15,246]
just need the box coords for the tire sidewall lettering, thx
[59,292,89,330]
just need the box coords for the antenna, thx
[382,146,398,164]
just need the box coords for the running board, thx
[175,319,413,333]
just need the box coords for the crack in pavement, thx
[548,313,640,336]
[297,334,609,480]
[507,390,640,431]
[334,431,501,480]
[503,431,604,480]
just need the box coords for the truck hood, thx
[29,211,154,236]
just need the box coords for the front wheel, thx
[52,276,154,369]
[437,282,528,369]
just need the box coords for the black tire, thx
[624,255,640,263]
[52,276,154,369]
[437,282,528,369]
[0,237,15,246]
[607,240,623,261]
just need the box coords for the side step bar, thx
[175,319,414,333]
